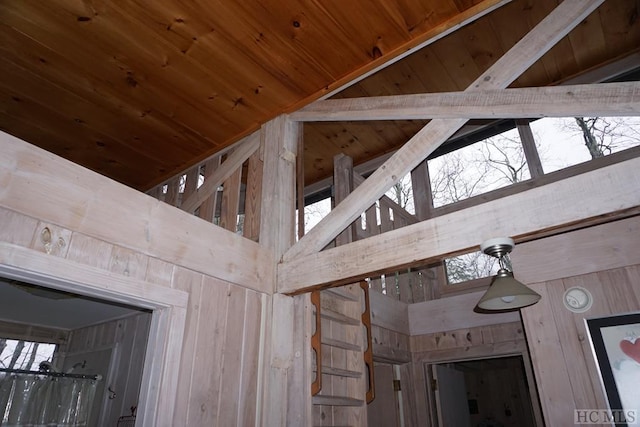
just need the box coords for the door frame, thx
[0,242,188,427]
[423,345,544,427]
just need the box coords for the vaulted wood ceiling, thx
[1,0,639,191]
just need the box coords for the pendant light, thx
[476,237,541,311]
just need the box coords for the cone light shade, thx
[477,269,541,310]
[476,237,541,311]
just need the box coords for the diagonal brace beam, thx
[282,0,605,264]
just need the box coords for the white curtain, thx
[0,373,98,426]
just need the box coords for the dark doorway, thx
[432,355,541,427]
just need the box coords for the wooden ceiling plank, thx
[278,156,640,293]
[283,0,605,263]
[599,0,640,52]
[112,0,309,106]
[181,132,261,214]
[0,101,156,188]
[0,7,235,147]
[462,14,505,75]
[567,8,608,71]
[292,82,640,121]
[5,1,256,138]
[0,51,201,168]
[284,0,511,112]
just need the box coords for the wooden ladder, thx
[311,282,374,426]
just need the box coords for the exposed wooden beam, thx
[282,0,605,265]
[285,0,512,113]
[291,82,640,122]
[408,291,520,336]
[0,131,274,293]
[277,156,640,293]
[180,131,260,214]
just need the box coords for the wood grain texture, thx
[279,156,640,292]
[513,215,640,284]
[409,291,520,335]
[0,131,274,293]
[0,0,507,190]
[285,0,605,261]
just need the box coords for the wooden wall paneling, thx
[170,267,205,424]
[599,268,640,312]
[216,285,247,426]
[109,245,150,281]
[287,293,312,427]
[397,362,418,427]
[243,149,264,241]
[513,216,640,284]
[118,313,153,421]
[237,289,263,426]
[372,326,411,364]
[343,308,364,426]
[560,273,611,412]
[66,233,114,271]
[542,279,600,411]
[219,167,242,233]
[1,133,273,293]
[625,265,640,303]
[0,207,38,247]
[397,270,412,304]
[98,312,152,425]
[520,282,577,426]
[263,294,295,426]
[144,257,175,288]
[369,290,409,335]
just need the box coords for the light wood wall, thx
[0,132,270,426]
[514,216,640,427]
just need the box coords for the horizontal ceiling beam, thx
[282,0,605,263]
[277,156,640,294]
[291,82,640,122]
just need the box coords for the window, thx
[428,128,529,208]
[0,339,56,371]
[444,251,499,285]
[531,116,640,173]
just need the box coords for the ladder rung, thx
[321,309,360,326]
[324,287,360,302]
[323,367,362,378]
[322,338,360,352]
[312,395,364,407]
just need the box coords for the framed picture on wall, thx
[587,313,640,424]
